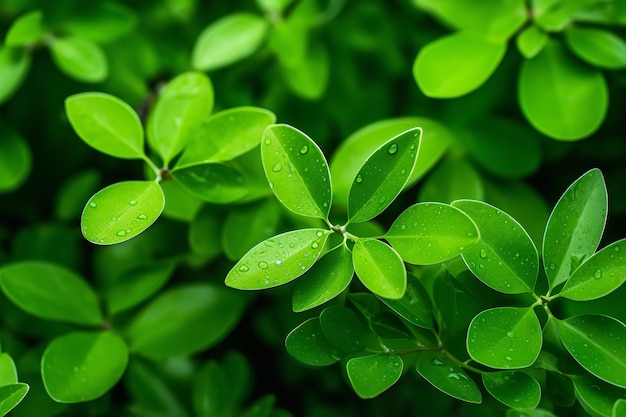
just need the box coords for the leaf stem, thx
[142,156,162,181]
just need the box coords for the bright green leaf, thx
[565,27,626,69]
[171,162,248,203]
[348,128,421,223]
[414,32,506,98]
[0,352,17,386]
[353,239,406,299]
[225,229,330,290]
[0,46,31,105]
[262,124,331,219]
[543,168,607,289]
[127,284,246,359]
[42,331,128,403]
[160,177,204,221]
[49,36,108,83]
[0,123,31,192]
[452,200,538,294]
[573,374,625,417]
[319,306,370,355]
[5,10,45,47]
[418,155,484,203]
[81,181,165,245]
[346,354,403,399]
[519,39,608,140]
[378,273,433,329]
[416,352,482,404]
[482,371,541,409]
[268,16,307,67]
[285,318,339,366]
[516,25,548,59]
[147,71,214,165]
[281,41,329,100]
[192,13,268,71]
[467,307,542,369]
[292,244,353,312]
[0,384,29,416]
[65,92,145,159]
[386,202,479,265]
[556,315,626,388]
[0,261,102,326]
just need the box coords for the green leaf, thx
[292,244,353,312]
[0,123,31,192]
[262,124,331,219]
[565,27,626,70]
[573,374,625,417]
[188,205,223,258]
[506,409,558,417]
[482,371,541,409]
[178,106,276,166]
[348,128,421,223]
[125,360,187,417]
[416,352,482,404]
[226,229,330,290]
[413,32,506,98]
[0,46,31,105]
[81,180,165,245]
[353,239,406,300]
[516,25,548,59]
[49,36,108,83]
[467,307,542,369]
[146,71,214,165]
[222,199,281,260]
[0,352,17,386]
[281,41,329,100]
[519,39,608,140]
[285,318,339,366]
[192,13,268,71]
[559,239,626,301]
[386,202,479,265]
[0,261,102,326]
[556,315,626,388]
[614,399,626,417]
[171,162,248,203]
[5,10,45,47]
[452,200,538,294]
[319,306,371,355]
[65,92,145,159]
[378,273,434,330]
[41,331,128,403]
[61,2,136,43]
[126,284,246,359]
[543,168,607,289]
[0,384,29,416]
[54,170,101,220]
[418,155,484,203]
[160,177,204,221]
[346,354,403,399]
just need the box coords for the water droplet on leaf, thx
[507,331,515,338]
[258,261,268,269]
[116,230,127,237]
[356,175,363,184]
[505,356,512,362]
[137,214,148,220]
[311,242,319,249]
[593,269,602,279]
[272,163,282,172]
[299,145,309,155]
[89,202,97,208]
[479,249,487,259]
[387,143,398,155]
[379,196,386,204]
[275,260,282,265]
[316,231,324,238]
[129,200,137,206]
[239,265,249,272]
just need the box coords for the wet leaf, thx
[285,317,339,366]
[482,371,541,409]
[416,352,482,404]
[353,239,406,299]
[379,273,433,329]
[0,384,29,415]
[346,354,403,398]
[572,374,625,417]
[319,306,371,355]
[171,162,248,203]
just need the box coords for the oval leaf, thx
[386,202,479,265]
[225,228,330,290]
[81,180,165,245]
[516,25,548,59]
[556,315,626,388]
[126,284,246,359]
[452,200,538,294]
[65,92,145,159]
[346,354,403,399]
[416,352,482,404]
[378,273,434,330]
[0,261,102,326]
[319,306,370,355]
[543,168,607,290]
[171,162,248,203]
[285,318,340,366]
[42,331,128,403]
[414,32,506,98]
[348,128,421,223]
[5,10,45,47]
[565,27,626,69]
[572,375,625,417]
[0,352,17,386]
[281,41,329,100]
[192,13,268,71]
[0,46,31,104]
[292,244,354,312]
[262,124,331,219]
[418,155,484,203]
[467,307,542,369]
[353,239,406,300]
[0,384,29,416]
[482,371,541,409]
[0,123,31,192]
[519,39,608,140]
[50,36,108,83]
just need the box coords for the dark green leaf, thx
[418,155,484,203]
[516,25,548,59]
[189,205,223,258]
[0,261,102,326]
[348,128,421,223]
[435,270,484,334]
[285,318,339,366]
[41,331,128,403]
[171,162,248,203]
[614,399,626,417]
[0,46,31,105]
[81,180,165,244]
[386,202,479,265]
[262,124,331,219]
[222,199,281,260]
[379,273,433,329]
[54,170,101,221]
[353,239,406,299]
[370,311,412,339]
[5,10,45,47]
[319,306,371,355]
[241,394,275,417]
[125,359,187,417]
[346,354,403,398]
[61,2,135,43]
[543,168,607,289]
[0,384,29,416]
[572,374,625,417]
[0,351,17,386]
[565,27,626,69]
[416,352,482,404]
[482,371,541,409]
[0,123,31,192]
[49,37,108,83]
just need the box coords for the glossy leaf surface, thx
[516,25,548,59]
[81,180,165,244]
[285,318,339,366]
[386,202,479,265]
[467,307,542,369]
[226,229,330,290]
[379,273,433,329]
[0,46,31,104]
[0,261,102,326]
[414,32,506,98]
[543,169,607,289]
[0,384,29,416]
[565,27,626,69]
[50,37,108,83]
[452,200,538,294]
[416,352,482,404]
[0,351,17,386]
[262,124,331,219]
[0,124,31,192]
[65,92,145,159]
[482,371,541,409]
[348,128,421,223]
[346,354,403,399]
[319,306,370,355]
[171,162,247,203]
[42,332,128,403]
[353,239,406,300]
[573,374,625,417]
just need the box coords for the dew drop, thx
[272,163,282,172]
[239,265,249,272]
[116,230,127,237]
[615,246,621,252]
[316,231,324,238]
[356,175,363,184]
[506,331,515,338]
[311,242,319,249]
[137,214,148,220]
[387,143,398,155]
[431,358,444,366]
[505,356,512,362]
[129,200,137,206]
[275,260,282,265]
[479,249,487,259]
[264,138,271,145]
[410,142,416,149]
[549,262,556,270]
[299,145,309,155]
[258,261,269,269]
[379,196,386,204]
[593,269,602,279]
[89,202,97,208]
